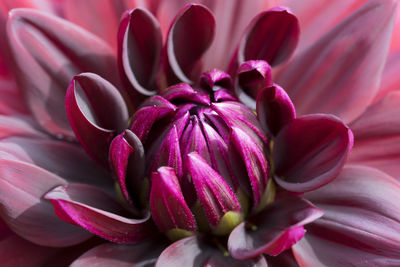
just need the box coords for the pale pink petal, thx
[373,51,400,102]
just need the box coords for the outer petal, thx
[156,236,268,267]
[273,114,353,193]
[0,159,91,247]
[65,73,129,167]
[118,8,162,99]
[237,7,299,67]
[45,183,154,243]
[256,84,296,137]
[277,0,398,123]
[373,51,400,102]
[7,8,119,138]
[349,91,400,177]
[0,78,28,115]
[164,4,215,84]
[71,238,168,267]
[293,165,400,266]
[228,197,323,259]
[0,115,45,139]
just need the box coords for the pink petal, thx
[45,183,154,243]
[293,165,400,266]
[265,250,300,267]
[156,236,268,267]
[349,91,400,177]
[150,167,197,233]
[0,78,28,115]
[0,115,45,139]
[276,0,398,123]
[373,51,400,102]
[0,159,91,247]
[237,7,300,67]
[256,84,296,137]
[109,130,145,208]
[164,4,215,85]
[228,197,323,259]
[65,73,128,167]
[118,8,162,100]
[71,238,168,267]
[273,114,353,193]
[7,8,120,138]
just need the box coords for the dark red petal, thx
[293,165,400,266]
[45,183,154,243]
[109,130,145,209]
[156,236,268,267]
[65,73,128,167]
[256,84,296,137]
[273,114,353,193]
[71,238,168,267]
[150,167,197,233]
[118,8,162,99]
[238,7,299,67]
[228,197,323,259]
[164,4,215,85]
[7,9,119,138]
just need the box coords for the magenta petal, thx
[265,250,299,267]
[236,60,272,109]
[150,167,197,233]
[273,114,353,193]
[293,165,400,266]
[277,0,398,123]
[349,91,400,177]
[256,84,296,137]
[0,159,91,247]
[238,7,299,67]
[45,183,154,243]
[109,130,145,208]
[65,73,128,167]
[164,4,215,84]
[118,8,162,98]
[186,152,240,227]
[71,238,168,267]
[200,69,233,92]
[156,236,268,267]
[160,83,210,106]
[228,197,323,259]
[7,9,119,138]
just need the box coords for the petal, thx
[273,114,353,193]
[0,115,45,139]
[150,167,197,233]
[374,51,400,102]
[66,73,128,167]
[200,69,233,92]
[118,8,162,99]
[164,4,215,84]
[45,183,154,243]
[0,159,91,247]
[265,250,299,267]
[237,7,300,67]
[0,78,29,115]
[277,0,398,123]
[228,197,323,259]
[156,236,268,267]
[293,165,400,266]
[349,91,400,177]
[71,238,167,267]
[256,84,296,137]
[236,60,272,109]
[7,9,120,138]
[160,83,210,106]
[109,130,145,208]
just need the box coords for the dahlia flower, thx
[0,0,400,266]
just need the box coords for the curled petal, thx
[109,130,145,208]
[65,73,128,167]
[164,4,215,84]
[156,236,268,267]
[118,8,162,99]
[7,9,119,138]
[228,197,323,259]
[45,184,154,243]
[236,60,272,109]
[256,84,296,137]
[150,167,197,234]
[238,7,300,66]
[200,69,233,92]
[293,165,400,266]
[160,83,210,106]
[273,114,353,193]
[277,0,398,123]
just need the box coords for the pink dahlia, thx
[0,0,400,266]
